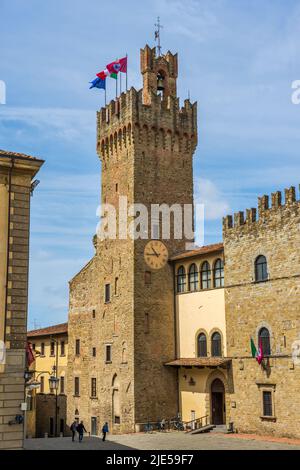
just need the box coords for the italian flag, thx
[250,337,263,364]
[97,69,117,80]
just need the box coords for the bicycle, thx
[144,422,154,433]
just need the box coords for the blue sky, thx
[1,0,300,328]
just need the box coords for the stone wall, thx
[223,186,300,437]
[35,394,69,438]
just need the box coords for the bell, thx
[157,76,164,91]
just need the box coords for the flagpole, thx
[126,53,128,91]
[120,72,122,95]
[105,84,107,106]
[116,74,118,99]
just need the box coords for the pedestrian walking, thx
[102,422,109,442]
[70,420,78,442]
[77,421,87,442]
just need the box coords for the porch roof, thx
[165,357,231,368]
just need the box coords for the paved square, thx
[24,431,300,450]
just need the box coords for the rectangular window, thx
[41,342,45,356]
[32,343,36,351]
[75,339,80,356]
[105,345,112,363]
[74,377,80,396]
[263,391,273,417]
[105,284,111,303]
[145,271,151,285]
[91,378,97,397]
[60,341,65,356]
[50,341,55,356]
[60,376,65,394]
[92,347,96,357]
[92,309,96,319]
[40,376,44,393]
[115,277,119,295]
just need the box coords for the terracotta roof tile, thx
[27,322,68,338]
[170,243,224,261]
[0,149,43,161]
[165,357,230,367]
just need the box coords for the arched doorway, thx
[211,378,225,425]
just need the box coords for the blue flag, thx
[89,77,106,90]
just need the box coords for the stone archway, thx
[205,370,228,425]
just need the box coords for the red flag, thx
[96,70,108,80]
[106,57,127,75]
[26,342,35,366]
[118,56,127,73]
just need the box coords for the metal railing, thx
[183,415,209,432]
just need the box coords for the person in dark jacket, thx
[77,421,87,442]
[70,420,77,442]
[102,422,109,442]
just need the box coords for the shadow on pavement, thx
[24,436,135,450]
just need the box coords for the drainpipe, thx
[4,158,15,344]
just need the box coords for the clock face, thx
[144,240,169,270]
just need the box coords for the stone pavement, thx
[24,431,300,450]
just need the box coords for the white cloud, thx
[0,106,95,143]
[194,177,230,220]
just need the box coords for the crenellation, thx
[222,215,233,231]
[284,186,296,205]
[223,185,300,237]
[234,211,245,227]
[258,194,269,216]
[271,190,282,208]
[246,208,257,224]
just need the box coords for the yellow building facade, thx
[167,243,230,429]
[26,323,68,437]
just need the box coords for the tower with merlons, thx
[67,44,197,433]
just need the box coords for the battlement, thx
[96,44,197,161]
[223,185,300,233]
[96,86,197,160]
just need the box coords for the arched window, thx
[214,259,224,288]
[188,264,198,292]
[177,266,186,293]
[255,255,268,282]
[200,261,211,289]
[211,332,222,357]
[259,327,271,356]
[197,333,207,357]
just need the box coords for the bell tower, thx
[96,44,198,427]
[68,44,198,435]
[140,45,178,105]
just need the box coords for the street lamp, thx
[49,375,60,393]
[49,336,60,438]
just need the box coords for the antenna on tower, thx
[154,16,163,56]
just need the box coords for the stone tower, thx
[67,45,197,433]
